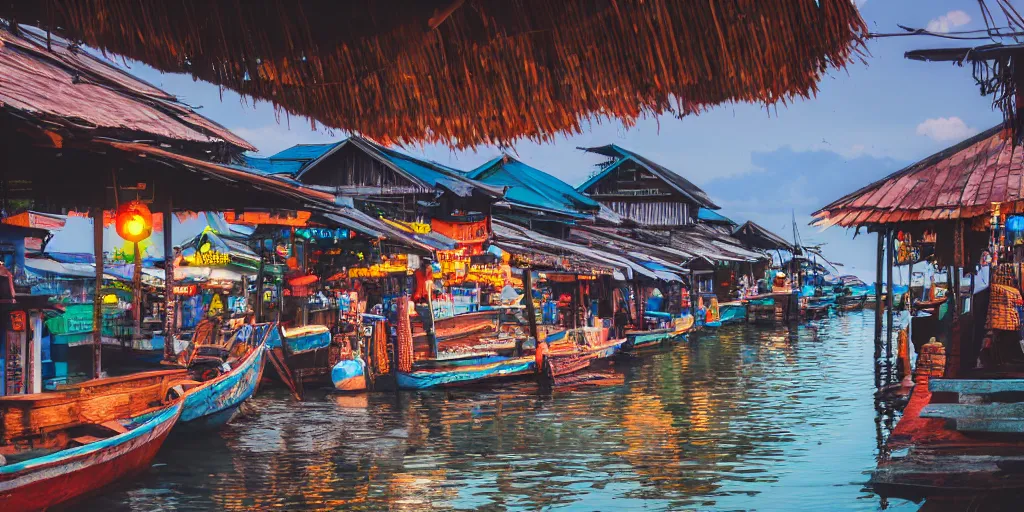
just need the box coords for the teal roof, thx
[243,155,305,176]
[269,143,339,162]
[468,155,599,217]
[697,207,735,226]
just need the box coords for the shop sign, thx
[9,311,25,332]
[173,284,199,296]
[185,250,231,267]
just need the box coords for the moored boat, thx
[0,388,184,510]
[623,314,694,354]
[396,355,535,390]
[717,301,747,324]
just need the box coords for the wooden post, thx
[522,267,539,342]
[630,278,638,329]
[948,266,961,378]
[162,198,175,361]
[886,229,895,385]
[906,257,914,355]
[255,237,266,322]
[132,242,142,342]
[92,207,103,379]
[874,230,884,387]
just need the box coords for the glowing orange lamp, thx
[115,200,153,243]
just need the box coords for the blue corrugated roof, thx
[468,155,599,217]
[269,143,339,162]
[697,207,736,225]
[242,155,305,176]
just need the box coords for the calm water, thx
[75,312,931,511]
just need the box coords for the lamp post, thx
[115,201,153,346]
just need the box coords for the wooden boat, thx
[62,323,273,432]
[141,334,268,431]
[0,374,185,510]
[623,315,695,354]
[803,302,831,319]
[542,327,626,385]
[396,355,535,390]
[718,301,747,324]
[836,293,867,312]
[279,324,336,388]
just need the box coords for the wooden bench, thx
[922,379,1024,433]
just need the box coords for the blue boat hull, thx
[397,357,536,390]
[718,303,747,324]
[136,342,267,431]
[179,342,266,427]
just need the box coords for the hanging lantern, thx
[115,200,153,243]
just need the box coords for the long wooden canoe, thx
[0,400,182,510]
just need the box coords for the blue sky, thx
[108,1,1001,282]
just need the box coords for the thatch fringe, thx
[4,1,867,149]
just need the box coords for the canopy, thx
[1,1,866,148]
[814,125,1022,228]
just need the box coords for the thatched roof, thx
[812,125,1024,228]
[1,1,866,149]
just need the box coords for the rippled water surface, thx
[76,312,928,511]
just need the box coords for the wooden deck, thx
[873,376,1024,496]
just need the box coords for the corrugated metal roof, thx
[269,143,340,162]
[290,137,504,198]
[577,145,719,209]
[242,155,306,176]
[814,124,1020,227]
[468,155,599,218]
[697,208,735,225]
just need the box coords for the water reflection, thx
[72,312,953,511]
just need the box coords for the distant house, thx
[248,136,502,222]
[577,145,719,227]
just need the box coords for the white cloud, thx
[926,10,971,33]
[915,117,978,142]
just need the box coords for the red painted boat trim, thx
[0,404,181,511]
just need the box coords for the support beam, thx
[874,230,884,388]
[91,206,103,379]
[633,277,644,330]
[255,237,266,322]
[948,265,961,378]
[886,229,895,385]
[162,198,175,361]
[875,231,884,341]
[522,267,539,342]
[132,242,142,343]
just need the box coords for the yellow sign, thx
[185,251,231,267]
[383,218,432,234]
[209,294,224,315]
